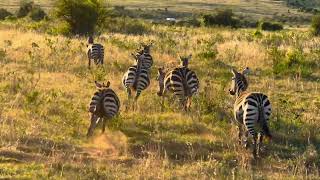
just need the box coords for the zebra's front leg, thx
[87,114,99,137]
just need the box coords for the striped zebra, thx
[87,36,104,68]
[122,54,150,103]
[87,81,120,137]
[132,43,153,70]
[156,55,199,111]
[229,68,272,158]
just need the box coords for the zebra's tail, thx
[259,106,272,140]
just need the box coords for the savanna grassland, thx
[0,0,320,179]
[0,25,320,179]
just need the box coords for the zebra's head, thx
[229,67,250,96]
[156,67,166,96]
[179,54,192,68]
[88,36,94,44]
[95,81,111,90]
[142,43,152,53]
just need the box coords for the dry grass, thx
[0,25,319,179]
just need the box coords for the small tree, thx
[311,15,320,36]
[55,0,107,35]
[29,6,46,21]
[0,8,12,20]
[203,9,239,28]
[16,0,34,18]
[260,21,283,31]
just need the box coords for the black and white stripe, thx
[122,56,150,101]
[133,44,153,70]
[87,81,120,137]
[229,68,272,158]
[87,36,104,68]
[157,67,199,111]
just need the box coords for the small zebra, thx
[156,55,199,111]
[87,81,120,137]
[133,43,153,70]
[122,54,150,102]
[229,68,272,158]
[87,36,104,68]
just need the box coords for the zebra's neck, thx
[236,80,247,97]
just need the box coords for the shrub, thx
[260,21,283,31]
[270,47,313,78]
[176,17,201,27]
[0,8,12,20]
[29,6,46,21]
[55,0,107,35]
[203,9,239,28]
[311,15,320,36]
[16,0,34,18]
[104,17,151,35]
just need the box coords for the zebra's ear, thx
[95,81,102,88]
[106,81,111,88]
[231,68,237,75]
[242,67,250,75]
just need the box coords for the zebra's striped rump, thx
[122,65,150,99]
[87,43,104,65]
[157,67,199,110]
[239,92,272,138]
[87,81,120,137]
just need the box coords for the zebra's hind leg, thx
[87,114,99,137]
[238,126,243,145]
[257,133,263,157]
[252,133,258,159]
[88,58,91,69]
[102,118,106,134]
[244,130,249,149]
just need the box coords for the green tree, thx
[311,15,320,36]
[55,0,107,35]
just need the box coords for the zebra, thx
[229,67,272,158]
[132,43,153,70]
[122,54,150,105]
[156,55,199,111]
[87,36,104,68]
[87,81,120,137]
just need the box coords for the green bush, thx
[16,0,34,18]
[29,6,46,21]
[203,9,239,28]
[270,47,313,78]
[55,0,107,35]
[260,21,283,31]
[0,8,12,20]
[104,17,151,35]
[176,17,201,27]
[311,15,320,36]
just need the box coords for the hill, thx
[0,24,319,178]
[0,0,314,24]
